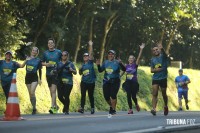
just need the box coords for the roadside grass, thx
[0,64,199,115]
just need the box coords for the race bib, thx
[27,65,34,71]
[3,69,11,75]
[49,61,56,67]
[127,74,134,80]
[83,69,89,76]
[106,68,113,74]
[155,64,162,68]
[62,78,69,84]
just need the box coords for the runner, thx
[24,47,42,115]
[78,41,96,114]
[0,51,27,104]
[150,42,169,116]
[122,43,145,114]
[175,69,191,111]
[53,51,77,115]
[42,38,62,114]
[96,50,126,115]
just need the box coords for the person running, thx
[122,43,145,114]
[96,50,126,115]
[42,38,62,114]
[52,51,77,115]
[25,47,42,115]
[175,69,191,111]
[78,41,96,114]
[0,51,27,104]
[150,42,169,116]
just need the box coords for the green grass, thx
[0,65,199,115]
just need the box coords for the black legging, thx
[80,81,95,109]
[57,83,72,111]
[2,83,11,103]
[125,81,139,109]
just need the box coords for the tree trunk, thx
[33,0,53,46]
[165,23,179,55]
[99,11,118,63]
[56,5,73,48]
[189,44,194,68]
[73,34,81,63]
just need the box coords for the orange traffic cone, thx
[3,73,23,121]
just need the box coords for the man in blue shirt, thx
[42,38,62,114]
[175,69,190,111]
[150,42,168,116]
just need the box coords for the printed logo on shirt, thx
[83,69,90,76]
[155,63,162,68]
[106,68,113,74]
[62,78,69,84]
[27,65,34,71]
[3,69,11,75]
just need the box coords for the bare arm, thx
[88,40,94,60]
[136,43,145,65]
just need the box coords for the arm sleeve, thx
[119,62,126,71]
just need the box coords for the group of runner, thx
[0,39,191,116]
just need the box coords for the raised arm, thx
[88,40,94,60]
[136,43,145,65]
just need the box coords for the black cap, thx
[179,69,183,72]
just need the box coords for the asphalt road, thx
[0,111,200,133]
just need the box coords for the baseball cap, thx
[108,50,116,55]
[83,53,89,56]
[5,51,13,56]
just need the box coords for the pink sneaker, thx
[128,109,133,114]
[136,105,140,112]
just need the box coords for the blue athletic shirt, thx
[80,60,96,83]
[42,49,62,75]
[99,60,122,79]
[0,60,20,86]
[26,57,42,74]
[175,75,190,92]
[151,53,168,80]
[57,61,76,85]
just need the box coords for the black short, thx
[152,78,167,88]
[25,73,38,84]
[103,78,120,101]
[46,75,58,87]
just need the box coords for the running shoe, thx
[151,109,156,116]
[128,109,133,114]
[49,107,54,114]
[109,107,116,115]
[91,108,95,114]
[178,107,183,111]
[164,106,168,116]
[32,109,37,115]
[78,108,84,114]
[186,105,189,110]
[136,105,140,112]
[65,111,69,115]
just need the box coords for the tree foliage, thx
[0,0,200,68]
